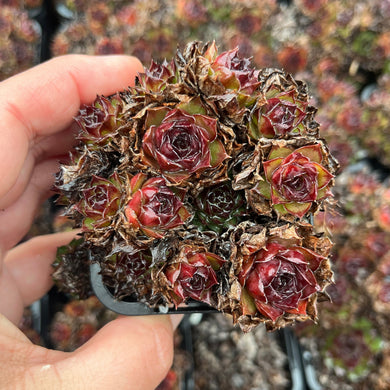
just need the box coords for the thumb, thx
[45,315,178,390]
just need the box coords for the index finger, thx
[0,54,143,200]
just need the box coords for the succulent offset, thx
[54,41,338,332]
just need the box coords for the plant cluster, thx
[0,3,41,80]
[54,41,337,332]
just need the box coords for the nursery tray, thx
[90,262,219,316]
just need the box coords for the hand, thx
[0,55,180,389]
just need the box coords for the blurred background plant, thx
[3,0,390,388]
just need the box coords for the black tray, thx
[279,328,323,390]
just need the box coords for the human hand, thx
[0,55,180,389]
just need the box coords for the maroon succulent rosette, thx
[102,247,153,299]
[74,172,122,231]
[249,89,308,139]
[228,223,333,331]
[76,94,123,146]
[366,253,390,316]
[205,43,261,104]
[188,42,263,123]
[124,173,191,238]
[142,108,228,183]
[162,244,225,307]
[136,60,177,93]
[114,250,152,283]
[241,140,335,220]
[239,242,323,321]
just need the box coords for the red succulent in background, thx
[376,204,390,232]
[254,144,334,218]
[336,247,373,280]
[85,1,110,35]
[364,231,390,258]
[253,43,276,68]
[76,323,97,345]
[234,12,262,36]
[116,4,137,26]
[378,281,390,304]
[156,369,178,390]
[164,245,225,307]
[326,138,354,172]
[323,320,383,381]
[75,172,122,231]
[50,321,72,350]
[296,0,328,16]
[348,172,381,195]
[124,173,191,238]
[366,254,390,315]
[336,99,363,134]
[142,108,228,183]
[76,94,123,146]
[249,87,308,139]
[239,242,324,321]
[324,275,351,307]
[176,0,208,27]
[277,45,308,74]
[94,37,124,55]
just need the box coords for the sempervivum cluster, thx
[54,41,337,331]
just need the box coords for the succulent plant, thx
[226,223,333,330]
[18,308,44,346]
[246,141,335,219]
[163,244,226,307]
[53,41,337,332]
[50,297,116,351]
[141,108,228,184]
[52,238,93,299]
[365,252,390,318]
[323,319,383,382]
[0,6,40,80]
[156,369,179,390]
[193,181,247,233]
[125,173,191,238]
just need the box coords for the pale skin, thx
[0,55,181,389]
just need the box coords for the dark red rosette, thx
[164,245,225,307]
[76,94,123,146]
[249,88,308,139]
[142,108,228,183]
[136,59,177,93]
[239,242,324,322]
[124,173,191,238]
[254,143,334,218]
[75,172,122,231]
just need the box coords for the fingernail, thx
[169,314,183,330]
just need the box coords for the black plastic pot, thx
[90,262,218,316]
